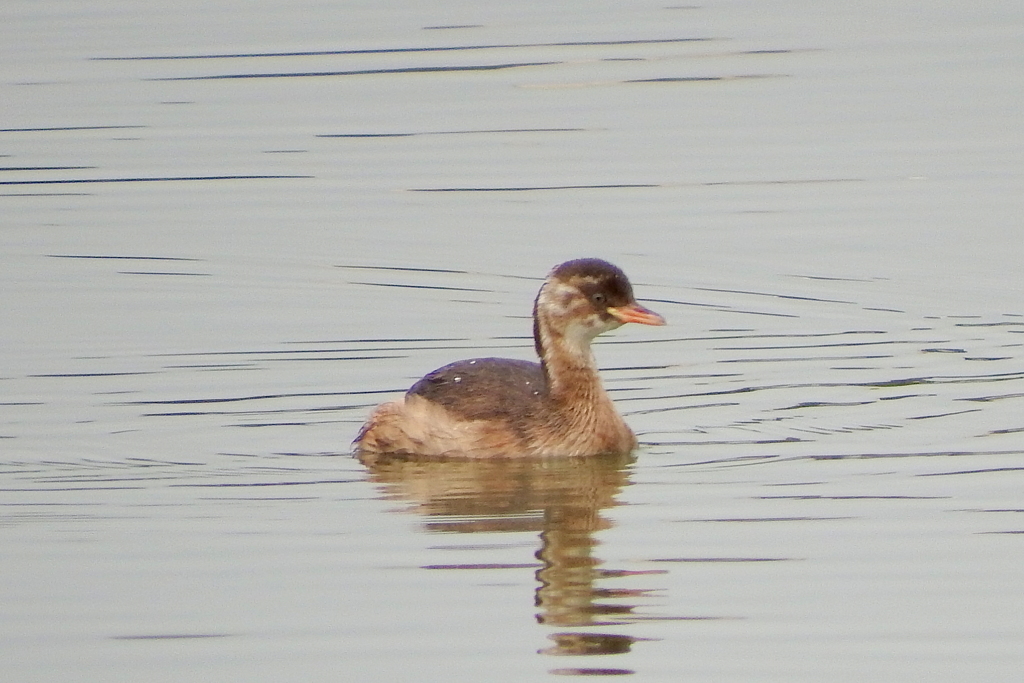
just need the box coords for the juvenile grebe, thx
[353,258,665,458]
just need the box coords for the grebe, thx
[353,258,665,458]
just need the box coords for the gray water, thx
[2,1,1023,681]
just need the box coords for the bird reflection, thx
[358,451,661,657]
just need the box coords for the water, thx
[2,1,1023,681]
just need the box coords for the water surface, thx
[2,1,1023,681]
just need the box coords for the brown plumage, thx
[353,258,665,458]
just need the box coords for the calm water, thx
[3,1,1023,681]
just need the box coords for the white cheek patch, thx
[565,314,621,344]
[536,279,622,366]
[540,281,621,339]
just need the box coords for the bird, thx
[353,258,665,458]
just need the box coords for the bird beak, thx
[608,303,666,326]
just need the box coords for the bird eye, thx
[592,292,606,306]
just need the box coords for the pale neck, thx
[534,311,605,401]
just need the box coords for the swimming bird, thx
[353,258,665,458]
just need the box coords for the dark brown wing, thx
[408,358,549,422]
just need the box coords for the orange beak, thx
[608,302,666,326]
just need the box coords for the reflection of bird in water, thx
[353,258,664,458]
[357,451,631,532]
[359,452,663,653]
